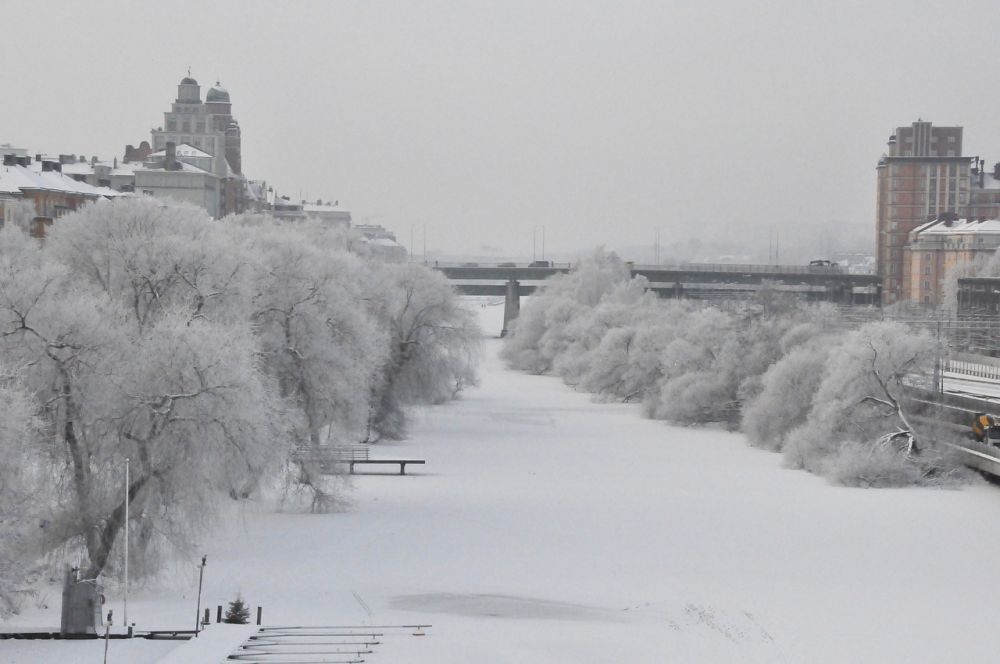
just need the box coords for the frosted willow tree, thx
[0,204,286,580]
[247,219,386,447]
[45,198,251,329]
[0,369,43,616]
[501,248,631,374]
[741,337,834,452]
[783,321,960,486]
[362,263,479,441]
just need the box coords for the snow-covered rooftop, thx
[302,203,347,212]
[136,161,212,175]
[914,217,1000,235]
[0,165,124,198]
[150,143,213,159]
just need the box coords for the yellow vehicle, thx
[971,412,1000,444]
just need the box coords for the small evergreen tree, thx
[224,595,251,624]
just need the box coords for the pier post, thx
[501,279,520,337]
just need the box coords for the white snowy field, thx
[5,299,1000,662]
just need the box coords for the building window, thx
[166,119,176,131]
[923,265,930,275]
[948,136,956,143]
[923,280,930,290]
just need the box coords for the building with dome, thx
[150,75,242,177]
[131,74,252,217]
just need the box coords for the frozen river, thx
[5,301,1000,663]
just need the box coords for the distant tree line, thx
[0,197,479,615]
[501,249,967,489]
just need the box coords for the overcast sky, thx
[3,1,999,259]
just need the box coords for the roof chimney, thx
[165,141,178,171]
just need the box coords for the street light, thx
[195,555,207,635]
[532,225,546,261]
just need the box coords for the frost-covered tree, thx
[502,248,631,374]
[247,220,386,447]
[363,263,479,441]
[0,208,277,579]
[783,321,957,486]
[0,368,43,616]
[45,197,250,330]
[5,199,37,234]
[741,338,832,451]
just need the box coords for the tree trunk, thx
[83,475,149,580]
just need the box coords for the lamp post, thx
[123,458,129,631]
[532,225,546,262]
[195,555,207,635]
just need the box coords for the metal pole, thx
[195,555,207,635]
[532,226,537,261]
[542,226,545,261]
[103,612,112,664]
[124,457,129,631]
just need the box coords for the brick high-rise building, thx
[876,120,971,305]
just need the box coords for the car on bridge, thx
[528,260,552,267]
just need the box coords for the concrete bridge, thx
[434,262,882,335]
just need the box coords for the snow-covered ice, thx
[5,299,1000,662]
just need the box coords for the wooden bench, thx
[292,446,425,475]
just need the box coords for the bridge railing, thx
[434,261,875,276]
[647,262,875,276]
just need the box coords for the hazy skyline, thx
[4,1,999,259]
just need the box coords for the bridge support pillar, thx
[501,279,520,337]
